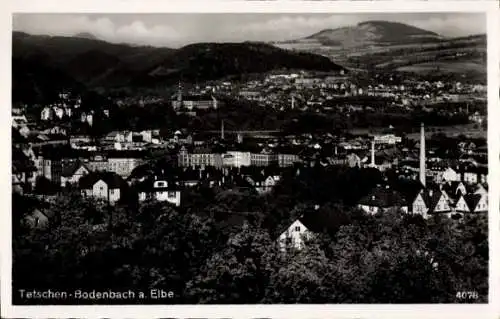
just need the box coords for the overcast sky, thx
[13,13,486,48]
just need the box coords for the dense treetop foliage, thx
[13,166,488,304]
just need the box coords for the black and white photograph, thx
[2,0,499,317]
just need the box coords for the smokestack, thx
[221,120,225,140]
[291,95,295,109]
[420,123,426,187]
[370,140,375,167]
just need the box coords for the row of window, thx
[144,191,177,199]
[149,191,178,198]
[97,186,118,195]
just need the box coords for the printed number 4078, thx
[456,291,479,299]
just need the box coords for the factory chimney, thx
[221,120,225,140]
[370,139,375,167]
[419,123,426,187]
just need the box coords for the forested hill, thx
[12,32,345,101]
[144,41,344,84]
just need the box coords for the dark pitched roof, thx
[358,185,407,208]
[464,193,483,212]
[390,179,424,203]
[12,147,36,173]
[442,181,465,201]
[134,178,181,192]
[127,163,154,180]
[79,171,126,189]
[298,209,343,234]
[424,190,449,213]
[61,161,89,177]
[447,181,463,189]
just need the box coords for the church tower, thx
[176,81,183,109]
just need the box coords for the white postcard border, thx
[1,1,498,318]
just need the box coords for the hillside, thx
[74,32,98,40]
[274,21,486,82]
[12,32,345,98]
[304,20,442,48]
[12,31,176,75]
[141,42,344,84]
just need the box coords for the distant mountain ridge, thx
[273,20,485,82]
[296,20,444,48]
[74,32,98,40]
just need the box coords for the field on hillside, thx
[275,33,486,83]
[396,60,485,75]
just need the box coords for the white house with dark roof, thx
[278,219,312,252]
[425,189,452,216]
[453,193,487,214]
[277,205,348,252]
[409,191,429,219]
[60,162,90,187]
[79,172,127,204]
[466,193,487,213]
[358,185,408,215]
[262,175,280,192]
[137,179,181,207]
[454,195,471,213]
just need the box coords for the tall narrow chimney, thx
[291,95,295,110]
[221,120,225,140]
[370,140,375,167]
[420,123,426,186]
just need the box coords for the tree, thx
[185,225,277,303]
[126,201,222,298]
[263,241,339,303]
[34,176,61,195]
[12,196,224,304]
